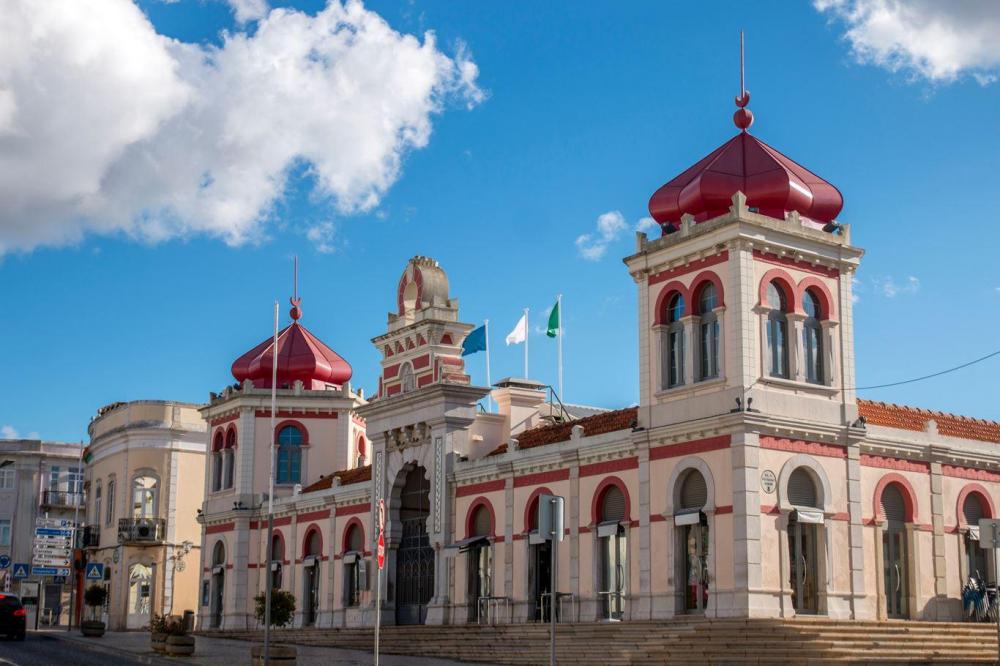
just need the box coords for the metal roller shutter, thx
[600,485,626,523]
[347,525,364,552]
[787,468,819,508]
[679,470,708,510]
[880,484,907,523]
[472,505,492,537]
[963,493,986,527]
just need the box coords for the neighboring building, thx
[196,88,1000,630]
[83,401,207,630]
[0,438,85,626]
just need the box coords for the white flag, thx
[505,313,527,345]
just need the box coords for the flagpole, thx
[264,300,278,666]
[557,294,563,403]
[484,319,493,412]
[524,308,529,378]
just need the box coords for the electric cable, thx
[848,348,1000,391]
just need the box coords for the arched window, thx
[276,425,303,485]
[879,482,910,618]
[802,289,824,384]
[766,281,790,379]
[223,429,237,489]
[675,469,709,612]
[466,503,493,621]
[210,541,225,628]
[132,475,158,519]
[212,432,224,492]
[787,467,820,613]
[270,533,284,590]
[661,293,686,389]
[93,480,102,527]
[344,523,365,607]
[356,435,367,468]
[696,283,719,381]
[105,478,116,526]
[302,528,322,626]
[400,362,416,393]
[597,483,627,620]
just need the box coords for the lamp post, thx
[263,301,278,666]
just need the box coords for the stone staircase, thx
[209,617,1000,664]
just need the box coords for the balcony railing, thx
[41,489,85,509]
[81,525,100,548]
[117,517,165,545]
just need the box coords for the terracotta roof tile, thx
[301,464,372,493]
[489,406,638,456]
[858,399,1000,444]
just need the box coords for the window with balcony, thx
[0,519,10,546]
[0,468,14,490]
[49,466,61,490]
[132,475,158,519]
[93,481,102,526]
[106,479,116,527]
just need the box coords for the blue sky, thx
[2,0,1000,441]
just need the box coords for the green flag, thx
[546,299,560,338]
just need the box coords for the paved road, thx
[0,632,152,666]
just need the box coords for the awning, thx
[445,535,490,553]
[212,565,224,575]
[597,521,624,538]
[528,531,546,546]
[794,509,824,524]
[968,526,981,542]
[303,555,318,567]
[674,510,703,526]
[270,562,281,572]
[343,552,358,564]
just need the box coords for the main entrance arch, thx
[394,465,434,625]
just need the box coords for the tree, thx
[83,585,107,620]
[254,589,296,628]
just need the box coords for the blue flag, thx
[462,325,487,356]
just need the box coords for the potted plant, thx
[150,614,168,653]
[80,585,107,637]
[251,589,297,666]
[164,615,195,656]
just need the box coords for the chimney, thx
[492,377,548,444]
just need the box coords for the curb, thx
[39,630,178,665]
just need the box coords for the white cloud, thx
[874,275,919,297]
[575,211,629,261]
[635,216,659,234]
[815,0,1000,84]
[0,425,17,439]
[227,0,269,23]
[0,0,481,255]
[306,221,337,254]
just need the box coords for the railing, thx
[117,517,165,544]
[41,490,85,509]
[81,525,100,548]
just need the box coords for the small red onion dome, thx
[231,297,352,389]
[648,91,843,229]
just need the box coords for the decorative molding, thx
[760,436,846,459]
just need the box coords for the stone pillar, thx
[504,477,514,601]
[425,433,451,625]
[929,460,948,618]
[236,407,256,497]
[569,464,581,601]
[845,443,867,619]
[232,515,252,629]
[681,316,696,387]
[636,443,652,619]
[730,431,761,617]
[635,268,652,413]
[786,313,805,383]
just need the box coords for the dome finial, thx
[733,30,754,131]
[289,255,302,321]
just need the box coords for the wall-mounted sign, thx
[761,470,777,495]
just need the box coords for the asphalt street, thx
[0,632,147,666]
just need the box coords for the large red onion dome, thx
[231,298,352,390]
[648,91,843,230]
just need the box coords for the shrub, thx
[150,614,167,634]
[164,615,188,636]
[254,589,296,628]
[84,585,107,608]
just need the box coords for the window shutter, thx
[600,485,626,523]
[472,505,492,537]
[679,470,708,511]
[880,484,907,524]
[788,468,819,508]
[964,494,986,527]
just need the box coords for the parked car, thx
[0,594,27,640]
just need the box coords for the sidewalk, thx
[39,629,499,666]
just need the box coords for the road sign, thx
[0,555,10,569]
[377,532,385,570]
[537,494,565,542]
[34,527,73,538]
[31,566,70,577]
[35,518,73,529]
[85,562,104,581]
[32,558,71,568]
[53,576,66,584]
[378,498,385,531]
[12,563,30,579]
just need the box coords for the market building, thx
[195,88,1000,630]
[82,400,207,630]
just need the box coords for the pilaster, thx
[730,430,761,616]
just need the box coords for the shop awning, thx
[794,509,824,524]
[674,509,703,526]
[445,535,490,553]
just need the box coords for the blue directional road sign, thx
[12,563,30,579]
[0,555,10,569]
[32,566,70,577]
[85,562,104,581]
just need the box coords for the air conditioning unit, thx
[136,524,153,539]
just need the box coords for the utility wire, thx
[848,348,1000,392]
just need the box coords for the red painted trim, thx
[255,410,338,419]
[860,454,930,474]
[579,526,592,534]
[650,514,667,523]
[797,276,837,320]
[386,384,400,397]
[269,530,286,562]
[301,524,323,558]
[439,357,464,366]
[356,434,366,458]
[210,412,240,427]
[412,354,430,370]
[653,281,692,323]
[417,373,433,388]
[830,512,850,522]
[352,415,366,427]
[873,473,918,523]
[715,505,733,515]
[758,268,798,313]
[514,469,570,488]
[648,251,729,286]
[225,425,237,449]
[441,333,454,345]
[760,436,846,459]
[205,522,234,535]
[297,509,330,523]
[943,465,1000,484]
[465,497,497,539]
[341,517,365,554]
[580,457,639,478]
[753,250,840,278]
[650,435,730,460]
[212,430,225,452]
[590,476,632,524]
[690,271,726,312]
[761,504,780,515]
[274,419,310,447]
[336,503,370,516]
[523,487,554,533]
[456,479,505,497]
[383,363,400,379]
[956,483,996,527]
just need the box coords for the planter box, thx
[166,634,196,656]
[251,644,297,665]
[151,632,167,653]
[80,620,106,638]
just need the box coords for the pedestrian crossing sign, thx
[12,563,29,579]
[85,562,104,581]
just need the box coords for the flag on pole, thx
[546,299,560,338]
[462,325,487,356]
[506,313,527,345]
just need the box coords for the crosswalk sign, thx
[85,562,104,581]
[12,563,29,579]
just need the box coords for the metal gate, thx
[395,467,433,625]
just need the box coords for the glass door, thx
[600,527,626,620]
[466,544,491,622]
[529,538,552,621]
[788,517,818,613]
[683,522,710,612]
[882,528,908,618]
[126,563,152,629]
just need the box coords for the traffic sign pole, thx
[375,498,385,666]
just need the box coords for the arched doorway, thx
[675,469,709,613]
[526,492,553,621]
[962,491,990,583]
[787,468,821,614]
[210,542,225,628]
[302,528,322,626]
[880,482,910,618]
[465,502,493,622]
[596,482,627,620]
[126,562,152,629]
[395,466,433,625]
